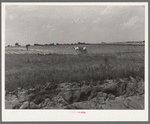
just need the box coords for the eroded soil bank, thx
[5,76,144,109]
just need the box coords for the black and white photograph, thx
[2,2,148,121]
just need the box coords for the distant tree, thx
[56,43,59,45]
[78,42,85,45]
[49,43,54,46]
[34,44,39,46]
[26,44,30,46]
[7,45,10,47]
[15,43,19,46]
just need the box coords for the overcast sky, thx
[5,5,145,46]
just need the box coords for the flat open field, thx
[6,44,144,55]
[5,44,144,91]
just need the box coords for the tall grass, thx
[5,53,144,92]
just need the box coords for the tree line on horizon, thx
[7,42,88,47]
[6,40,145,47]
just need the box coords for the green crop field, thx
[5,44,144,92]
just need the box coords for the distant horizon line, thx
[5,40,145,47]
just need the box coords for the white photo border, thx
[2,2,148,122]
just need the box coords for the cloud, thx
[100,6,144,17]
[124,16,140,26]
[46,25,53,28]
[100,6,124,16]
[42,25,55,31]
[51,28,56,31]
[122,16,144,29]
[101,6,112,15]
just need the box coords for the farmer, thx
[83,46,87,54]
[75,46,80,54]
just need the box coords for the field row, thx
[5,44,144,55]
[5,48,77,55]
